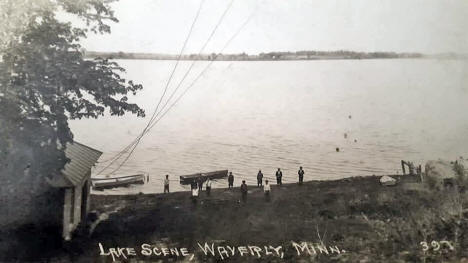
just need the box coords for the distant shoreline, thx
[84,50,434,61]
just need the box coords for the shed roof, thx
[61,141,102,186]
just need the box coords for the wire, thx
[96,0,205,174]
[146,0,236,128]
[145,0,207,132]
[111,10,257,181]
[100,0,234,169]
[147,0,254,135]
[141,0,236,137]
[103,0,256,176]
[98,0,205,167]
[146,8,257,133]
[104,0,238,175]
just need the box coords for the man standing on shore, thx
[190,180,196,190]
[276,168,282,186]
[191,181,199,204]
[298,167,304,185]
[197,175,204,192]
[240,180,248,202]
[228,172,234,189]
[257,170,263,187]
[164,174,170,193]
[264,180,271,201]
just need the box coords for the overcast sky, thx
[80,0,468,54]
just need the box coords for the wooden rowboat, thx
[92,174,146,190]
[180,170,228,185]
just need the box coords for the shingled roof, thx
[62,142,102,186]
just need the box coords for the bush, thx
[425,175,438,190]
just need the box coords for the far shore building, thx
[46,141,102,240]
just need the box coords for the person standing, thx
[257,170,263,187]
[264,180,271,202]
[191,181,199,204]
[228,172,234,189]
[276,168,282,186]
[206,178,212,196]
[240,180,248,202]
[197,175,204,192]
[163,174,170,193]
[298,167,304,185]
[190,180,196,190]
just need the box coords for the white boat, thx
[92,174,146,190]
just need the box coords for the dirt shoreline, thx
[2,175,467,262]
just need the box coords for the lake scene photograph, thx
[1,0,467,262]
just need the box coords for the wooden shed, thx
[46,142,102,240]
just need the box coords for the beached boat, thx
[92,174,146,190]
[180,170,228,185]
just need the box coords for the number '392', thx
[420,241,454,252]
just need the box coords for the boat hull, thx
[180,170,228,185]
[92,174,146,190]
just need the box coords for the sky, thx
[80,0,468,55]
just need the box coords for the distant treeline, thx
[84,50,425,61]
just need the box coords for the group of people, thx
[163,167,306,204]
[240,166,305,202]
[234,167,305,189]
[190,176,213,198]
[163,174,213,196]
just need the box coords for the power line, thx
[146,0,254,136]
[145,0,207,132]
[102,1,256,176]
[104,0,239,175]
[96,0,205,174]
[99,0,233,172]
[142,6,256,140]
[139,0,237,139]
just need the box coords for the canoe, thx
[180,170,228,185]
[92,174,146,190]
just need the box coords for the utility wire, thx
[98,0,205,166]
[105,0,239,175]
[119,7,256,176]
[145,0,207,132]
[96,0,205,174]
[147,8,257,134]
[149,0,236,122]
[99,0,233,171]
[145,0,252,136]
[107,1,252,176]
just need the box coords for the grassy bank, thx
[2,175,468,262]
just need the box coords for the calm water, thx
[69,59,468,194]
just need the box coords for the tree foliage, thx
[0,0,145,226]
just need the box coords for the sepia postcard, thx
[0,0,467,262]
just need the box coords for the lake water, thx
[69,59,468,194]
